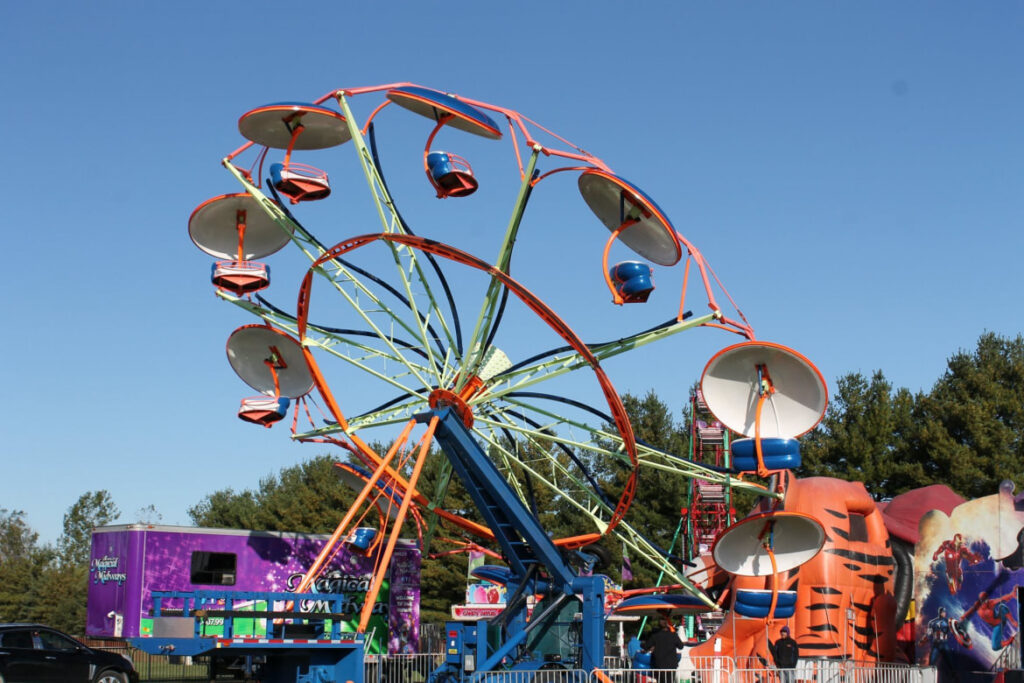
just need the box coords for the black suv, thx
[0,624,138,683]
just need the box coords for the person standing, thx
[768,626,800,683]
[643,618,685,683]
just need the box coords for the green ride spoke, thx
[613,524,713,607]
[296,400,429,441]
[223,163,452,391]
[422,457,456,554]
[222,294,439,383]
[335,94,466,375]
[482,313,717,403]
[488,396,757,490]
[469,421,533,508]
[457,148,541,393]
[469,422,583,518]
[471,411,610,513]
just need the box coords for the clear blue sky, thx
[2,2,1021,545]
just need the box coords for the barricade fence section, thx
[474,668,590,683]
[365,653,447,683]
[589,661,935,683]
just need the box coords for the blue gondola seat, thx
[270,162,331,204]
[427,151,478,198]
[610,261,654,303]
[345,527,378,551]
[730,437,801,474]
[627,637,652,670]
[734,589,798,619]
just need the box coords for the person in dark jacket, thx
[642,618,684,683]
[768,626,800,683]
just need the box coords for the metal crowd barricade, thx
[843,661,936,683]
[469,669,590,683]
[359,651,936,683]
[605,655,632,670]
[803,658,848,683]
[687,655,737,683]
[366,653,446,683]
[592,663,730,683]
[588,658,934,683]
[731,668,774,683]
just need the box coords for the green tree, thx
[799,370,920,498]
[189,455,356,532]
[797,333,1024,501]
[59,490,120,566]
[414,453,481,624]
[0,510,54,623]
[23,491,123,633]
[903,332,1024,498]
[595,390,691,587]
[32,564,86,633]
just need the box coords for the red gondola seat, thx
[270,162,331,204]
[238,395,290,427]
[427,151,478,198]
[212,260,270,295]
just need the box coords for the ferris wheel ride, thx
[189,83,775,612]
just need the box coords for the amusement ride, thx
[187,82,834,680]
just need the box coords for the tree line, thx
[2,332,1021,631]
[0,492,120,633]
[799,331,1024,499]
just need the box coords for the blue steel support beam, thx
[419,407,607,675]
[419,407,579,593]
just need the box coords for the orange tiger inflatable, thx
[691,475,899,663]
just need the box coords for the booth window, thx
[191,551,237,585]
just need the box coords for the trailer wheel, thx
[93,670,128,683]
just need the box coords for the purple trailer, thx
[87,524,420,654]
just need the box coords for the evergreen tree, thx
[33,563,87,633]
[595,391,691,587]
[189,455,357,532]
[0,509,55,624]
[904,332,1024,498]
[414,447,485,624]
[799,371,920,498]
